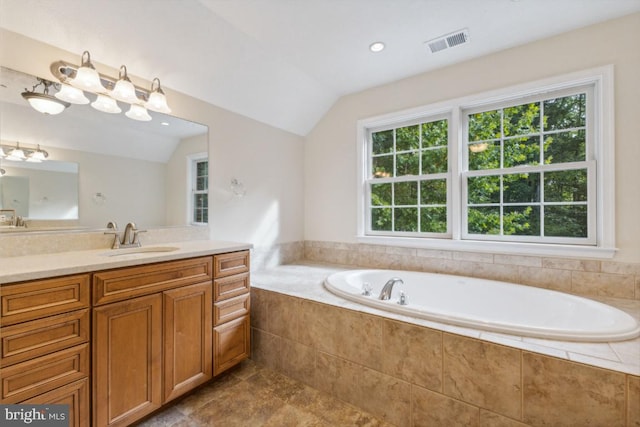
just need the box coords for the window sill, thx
[356,235,617,259]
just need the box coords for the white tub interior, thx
[324,269,640,342]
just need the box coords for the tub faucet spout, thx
[379,277,403,300]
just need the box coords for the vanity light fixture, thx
[145,78,171,114]
[0,142,49,162]
[69,51,107,93]
[111,65,140,103]
[50,50,172,122]
[26,145,48,163]
[21,78,70,115]
[6,143,26,161]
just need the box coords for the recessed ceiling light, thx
[369,42,385,53]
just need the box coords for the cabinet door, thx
[214,315,250,376]
[93,294,162,427]
[23,378,89,427]
[163,282,212,403]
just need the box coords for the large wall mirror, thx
[0,66,208,232]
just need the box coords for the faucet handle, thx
[397,290,408,306]
[361,282,373,296]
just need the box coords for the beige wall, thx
[0,29,305,248]
[305,13,640,262]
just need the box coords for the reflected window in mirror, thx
[190,154,208,224]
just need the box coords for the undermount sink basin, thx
[102,246,180,257]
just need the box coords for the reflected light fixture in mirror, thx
[55,83,89,104]
[91,94,121,114]
[111,65,139,103]
[21,78,70,115]
[1,142,49,163]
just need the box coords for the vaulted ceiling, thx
[1,0,639,136]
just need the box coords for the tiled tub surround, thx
[251,264,640,427]
[304,240,640,301]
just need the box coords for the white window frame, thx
[187,152,208,225]
[356,65,615,258]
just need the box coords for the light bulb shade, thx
[22,92,69,115]
[26,149,47,163]
[71,66,107,93]
[55,84,90,104]
[91,94,121,114]
[7,148,26,161]
[125,104,152,121]
[145,78,171,113]
[111,79,139,103]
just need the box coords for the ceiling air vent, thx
[425,28,469,54]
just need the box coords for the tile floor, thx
[136,359,394,426]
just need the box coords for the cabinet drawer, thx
[213,293,250,326]
[213,251,250,278]
[0,343,89,403]
[23,378,89,427]
[213,272,250,302]
[214,315,250,376]
[1,275,90,326]
[93,257,213,305]
[1,309,89,366]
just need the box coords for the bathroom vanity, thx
[0,241,251,427]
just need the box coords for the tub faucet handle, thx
[361,282,373,296]
[397,290,408,306]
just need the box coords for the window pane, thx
[544,94,586,131]
[372,129,394,154]
[544,169,587,202]
[467,207,500,235]
[394,181,418,205]
[371,183,392,206]
[469,110,501,142]
[397,152,419,176]
[544,130,586,164]
[503,102,540,137]
[545,205,588,237]
[503,173,540,203]
[193,194,208,223]
[504,206,540,236]
[372,207,392,231]
[504,136,539,167]
[421,147,448,174]
[420,179,447,205]
[372,155,393,178]
[468,175,500,204]
[422,119,448,148]
[396,125,419,151]
[421,207,447,233]
[468,141,500,170]
[395,207,418,232]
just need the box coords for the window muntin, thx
[367,117,450,236]
[462,88,593,244]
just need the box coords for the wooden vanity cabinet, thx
[0,274,91,427]
[92,256,213,427]
[213,250,251,376]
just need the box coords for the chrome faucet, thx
[378,277,403,300]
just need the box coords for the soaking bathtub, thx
[324,269,640,342]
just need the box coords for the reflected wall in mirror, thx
[0,66,209,232]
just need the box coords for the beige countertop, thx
[0,240,252,284]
